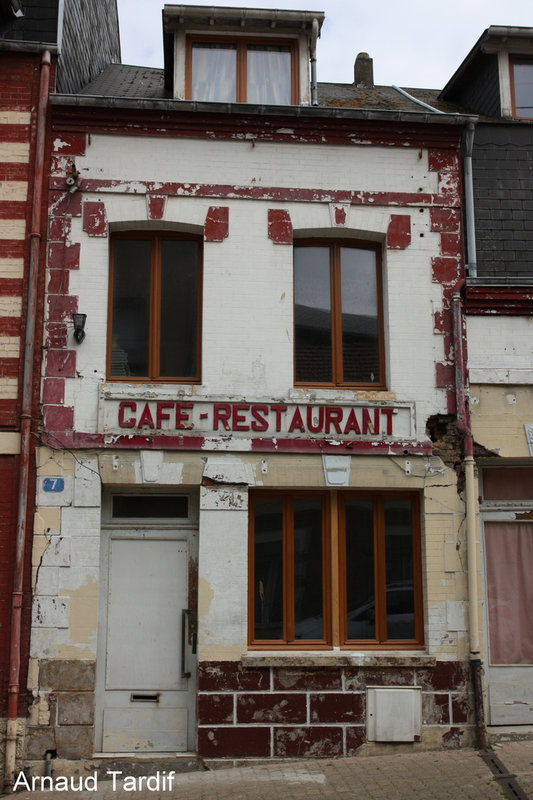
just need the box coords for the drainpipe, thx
[310,17,319,106]
[452,288,487,749]
[464,121,478,278]
[4,49,51,789]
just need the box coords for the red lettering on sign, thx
[343,408,361,435]
[118,401,136,428]
[251,404,269,432]
[176,402,193,429]
[271,404,287,432]
[233,404,250,431]
[138,403,155,428]
[362,408,375,434]
[213,403,231,431]
[381,407,394,435]
[156,402,174,428]
[325,406,343,434]
[307,406,324,433]
[288,407,305,433]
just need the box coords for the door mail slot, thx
[130,693,161,703]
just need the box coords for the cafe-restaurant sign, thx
[99,395,414,441]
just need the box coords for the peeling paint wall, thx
[27,100,475,765]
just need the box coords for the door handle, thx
[181,608,192,678]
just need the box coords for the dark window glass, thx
[111,239,151,377]
[254,498,284,640]
[294,243,383,387]
[109,235,201,382]
[340,247,379,383]
[384,499,415,639]
[250,492,421,649]
[294,247,332,382]
[160,240,199,377]
[513,60,533,117]
[112,495,189,518]
[293,498,323,640]
[345,500,375,639]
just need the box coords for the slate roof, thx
[77,63,473,117]
[79,64,167,99]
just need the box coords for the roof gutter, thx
[0,39,57,53]
[392,85,446,114]
[49,93,478,127]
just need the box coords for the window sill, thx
[242,652,436,669]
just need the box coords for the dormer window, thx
[163,6,324,106]
[511,57,533,118]
[187,37,297,104]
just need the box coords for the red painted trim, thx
[51,107,464,150]
[49,178,461,209]
[82,200,108,237]
[268,209,292,244]
[48,241,80,270]
[204,206,229,241]
[146,194,166,221]
[465,285,533,315]
[386,215,411,249]
[41,430,432,456]
[51,132,86,156]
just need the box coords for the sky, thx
[116,0,533,90]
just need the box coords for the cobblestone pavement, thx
[3,742,533,800]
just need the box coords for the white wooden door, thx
[484,521,533,725]
[96,531,196,752]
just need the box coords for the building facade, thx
[441,26,533,729]
[0,0,119,787]
[20,5,485,773]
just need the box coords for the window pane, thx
[293,498,323,640]
[345,500,375,639]
[341,247,380,383]
[514,61,533,117]
[111,239,151,377]
[112,495,188,518]
[294,247,332,382]
[254,498,284,640]
[192,43,236,102]
[483,467,533,501]
[384,499,415,639]
[247,45,291,104]
[160,240,199,378]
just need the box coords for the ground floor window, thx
[249,491,423,649]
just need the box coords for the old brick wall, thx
[197,661,471,759]
[0,50,54,727]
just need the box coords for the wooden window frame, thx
[510,55,533,119]
[248,490,424,651]
[107,232,202,383]
[293,240,386,390]
[186,35,299,104]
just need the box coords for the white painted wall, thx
[64,133,448,440]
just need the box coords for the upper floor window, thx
[187,36,297,104]
[108,233,202,382]
[294,241,385,388]
[511,57,533,118]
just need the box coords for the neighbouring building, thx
[0,0,119,788]
[21,4,486,775]
[440,26,533,728]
